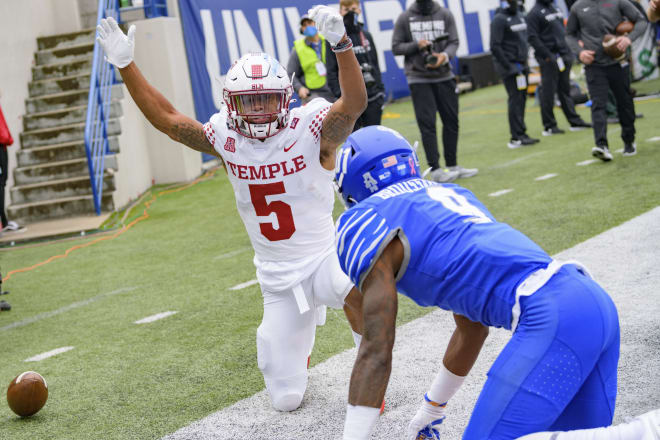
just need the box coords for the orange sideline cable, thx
[2,168,218,282]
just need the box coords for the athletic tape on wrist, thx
[332,36,353,53]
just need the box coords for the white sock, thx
[352,330,362,348]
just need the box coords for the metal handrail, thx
[84,0,168,215]
[84,0,119,215]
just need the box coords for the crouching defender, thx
[334,126,622,439]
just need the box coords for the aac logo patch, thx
[224,137,236,153]
[290,117,300,129]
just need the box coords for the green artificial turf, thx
[0,82,659,439]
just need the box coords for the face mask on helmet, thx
[223,53,293,140]
[334,126,421,208]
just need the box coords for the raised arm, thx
[307,6,367,171]
[97,17,218,157]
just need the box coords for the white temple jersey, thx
[203,98,337,291]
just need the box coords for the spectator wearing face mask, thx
[491,0,540,149]
[327,0,386,131]
[392,0,478,183]
[527,0,592,136]
[287,15,336,105]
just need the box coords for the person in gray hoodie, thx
[392,0,478,183]
[566,0,645,161]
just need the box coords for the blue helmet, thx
[334,125,421,208]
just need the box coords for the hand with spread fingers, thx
[96,16,136,69]
[308,5,346,46]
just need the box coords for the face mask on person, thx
[416,0,434,16]
[343,11,360,34]
[303,26,318,37]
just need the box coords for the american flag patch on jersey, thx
[382,155,397,168]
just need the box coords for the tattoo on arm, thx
[170,120,218,157]
[320,110,353,162]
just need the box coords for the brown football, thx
[6,371,48,417]
[602,34,625,61]
[616,20,634,35]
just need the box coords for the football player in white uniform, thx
[97,5,367,412]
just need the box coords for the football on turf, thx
[602,34,625,61]
[616,20,634,35]
[6,371,48,417]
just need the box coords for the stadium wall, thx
[113,17,202,210]
[0,0,81,208]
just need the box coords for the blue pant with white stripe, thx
[463,265,620,439]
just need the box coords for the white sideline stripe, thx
[489,151,547,170]
[135,311,178,324]
[24,346,74,362]
[615,148,624,154]
[0,287,138,332]
[576,159,598,166]
[212,246,252,261]
[489,189,513,197]
[535,173,557,181]
[229,279,259,290]
[647,136,660,143]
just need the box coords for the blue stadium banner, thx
[178,0,570,125]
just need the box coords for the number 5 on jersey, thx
[249,182,296,241]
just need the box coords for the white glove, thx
[308,5,346,46]
[96,16,136,69]
[406,399,447,440]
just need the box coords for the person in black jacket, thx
[392,0,478,182]
[566,0,645,160]
[527,0,591,136]
[490,0,540,149]
[327,0,385,131]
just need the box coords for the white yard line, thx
[576,159,598,166]
[488,151,547,170]
[615,148,624,154]
[163,207,660,440]
[24,346,74,362]
[646,136,660,143]
[0,287,138,332]
[135,311,178,324]
[229,279,259,291]
[534,173,557,181]
[212,246,252,261]
[489,189,513,197]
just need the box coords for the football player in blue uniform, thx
[335,126,621,440]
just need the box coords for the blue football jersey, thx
[335,178,553,329]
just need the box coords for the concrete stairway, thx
[8,29,123,223]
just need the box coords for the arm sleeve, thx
[490,16,512,69]
[565,7,583,57]
[621,0,648,41]
[392,13,420,56]
[336,207,395,290]
[443,10,460,59]
[286,49,305,92]
[526,12,553,60]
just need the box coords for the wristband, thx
[332,36,353,53]
[426,363,466,404]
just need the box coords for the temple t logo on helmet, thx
[223,53,293,140]
[334,126,421,208]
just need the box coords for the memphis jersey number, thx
[426,186,492,224]
[249,182,296,241]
